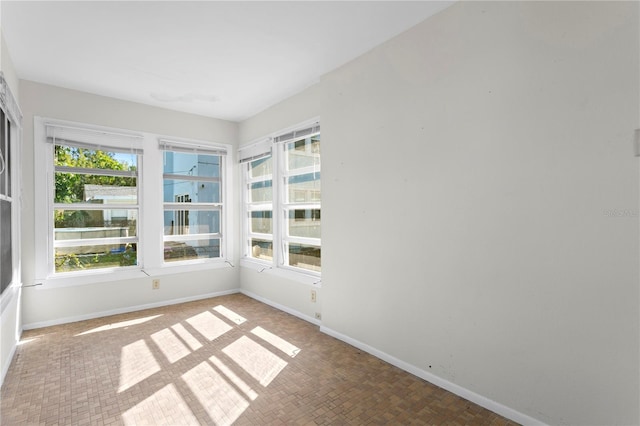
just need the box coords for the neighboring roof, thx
[84,185,137,201]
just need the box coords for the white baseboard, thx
[22,288,241,330]
[1,335,17,386]
[1,284,21,387]
[320,326,546,426]
[240,289,321,326]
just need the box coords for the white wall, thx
[241,2,640,425]
[19,80,241,328]
[0,28,21,385]
[1,31,19,98]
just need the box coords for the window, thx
[49,127,141,273]
[0,109,13,293]
[34,122,143,277]
[281,134,321,272]
[0,73,22,298]
[241,122,321,275]
[246,154,273,262]
[35,119,233,285]
[161,140,227,263]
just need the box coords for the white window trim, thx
[34,117,145,284]
[0,72,22,313]
[239,118,321,284]
[33,117,234,289]
[160,137,230,264]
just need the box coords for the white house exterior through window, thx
[160,139,227,264]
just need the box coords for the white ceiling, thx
[2,1,453,122]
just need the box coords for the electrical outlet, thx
[152,279,160,290]
[315,312,322,320]
[311,289,317,303]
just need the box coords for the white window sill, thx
[34,260,234,289]
[143,259,234,277]
[240,258,321,287]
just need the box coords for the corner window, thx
[241,122,321,275]
[161,140,227,264]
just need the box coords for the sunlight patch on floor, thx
[213,305,247,324]
[182,361,249,425]
[171,323,203,351]
[118,339,161,392]
[17,336,41,345]
[76,314,162,336]
[151,328,191,363]
[186,311,232,341]
[222,335,288,387]
[251,326,300,357]
[122,383,198,425]
[209,355,258,401]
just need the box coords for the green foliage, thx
[54,145,136,204]
[55,245,137,272]
[54,145,136,228]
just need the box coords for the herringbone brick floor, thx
[1,293,518,425]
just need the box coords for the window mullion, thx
[54,203,140,210]
[55,166,138,178]
[163,173,220,183]
[163,203,221,211]
[54,236,138,248]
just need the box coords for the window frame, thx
[35,116,237,290]
[279,134,321,273]
[34,118,235,288]
[0,72,22,314]
[0,101,21,299]
[240,120,321,282]
[160,139,228,265]
[245,152,274,263]
[36,120,145,278]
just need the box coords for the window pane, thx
[288,209,320,238]
[163,210,220,236]
[286,136,320,171]
[55,243,137,272]
[163,180,220,203]
[1,199,12,293]
[250,180,272,203]
[251,211,272,234]
[0,112,6,196]
[54,209,137,237]
[164,238,220,262]
[55,145,138,170]
[250,239,273,261]
[5,120,10,197]
[249,156,272,179]
[287,243,321,272]
[55,172,137,204]
[287,172,321,203]
[163,152,220,178]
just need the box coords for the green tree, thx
[54,145,136,204]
